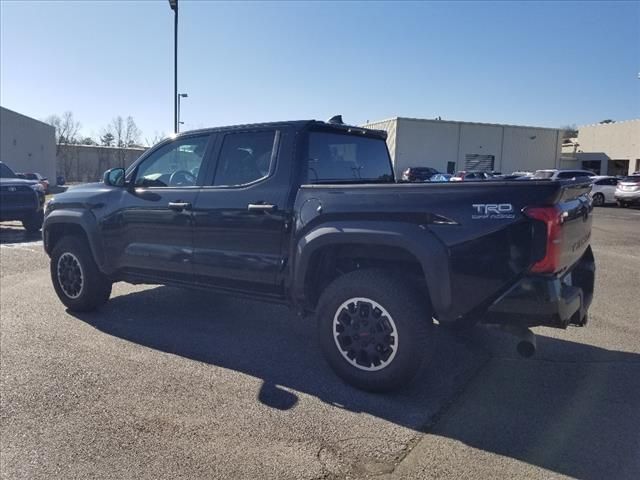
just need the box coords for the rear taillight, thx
[525,206,563,273]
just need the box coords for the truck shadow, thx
[71,285,640,480]
[0,223,42,245]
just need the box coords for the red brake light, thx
[525,206,563,273]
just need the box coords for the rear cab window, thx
[306,130,394,184]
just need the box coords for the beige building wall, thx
[576,120,640,175]
[458,123,503,171]
[363,117,561,176]
[501,126,561,173]
[395,118,459,175]
[0,106,56,184]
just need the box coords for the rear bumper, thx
[615,192,640,204]
[483,246,595,328]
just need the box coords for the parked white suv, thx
[532,169,595,181]
[589,176,618,206]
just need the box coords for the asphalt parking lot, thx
[1,207,639,480]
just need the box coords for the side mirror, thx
[103,167,126,187]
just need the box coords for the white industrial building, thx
[565,120,639,176]
[363,117,562,177]
[0,106,57,184]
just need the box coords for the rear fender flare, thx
[291,221,451,316]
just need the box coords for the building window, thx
[464,154,494,171]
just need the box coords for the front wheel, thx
[50,236,112,311]
[592,193,605,207]
[316,269,433,392]
[22,210,44,233]
[617,201,629,208]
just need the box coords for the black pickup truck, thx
[43,119,595,391]
[1,161,46,232]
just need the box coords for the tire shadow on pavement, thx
[69,285,485,432]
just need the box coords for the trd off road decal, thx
[472,203,515,219]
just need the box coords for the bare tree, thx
[103,116,142,167]
[144,131,167,147]
[44,111,81,155]
[560,124,578,140]
[100,132,115,146]
[80,136,97,145]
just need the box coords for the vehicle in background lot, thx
[615,175,640,207]
[18,172,50,193]
[0,161,46,232]
[401,167,440,182]
[43,118,595,392]
[532,169,595,181]
[450,170,493,181]
[589,176,618,206]
[430,173,453,182]
[512,170,533,177]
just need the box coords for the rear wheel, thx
[22,210,44,233]
[50,236,112,311]
[592,193,605,207]
[316,269,433,392]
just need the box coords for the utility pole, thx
[169,0,178,133]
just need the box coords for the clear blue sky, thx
[1,0,639,141]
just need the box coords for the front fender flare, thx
[43,209,106,272]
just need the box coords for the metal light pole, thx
[168,0,178,133]
[177,93,188,132]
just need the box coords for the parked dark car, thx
[18,172,50,193]
[400,167,440,182]
[615,175,640,207]
[0,162,46,232]
[43,118,595,392]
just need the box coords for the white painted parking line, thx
[0,240,43,250]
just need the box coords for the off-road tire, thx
[22,210,44,233]
[50,236,112,311]
[316,269,433,392]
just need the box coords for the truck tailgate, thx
[526,179,593,275]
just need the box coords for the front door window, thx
[134,135,210,187]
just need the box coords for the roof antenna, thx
[327,115,344,125]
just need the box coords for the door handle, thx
[168,201,192,211]
[247,203,277,212]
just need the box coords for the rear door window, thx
[212,130,276,186]
[307,131,393,183]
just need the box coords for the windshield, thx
[621,176,640,183]
[307,131,393,184]
[0,163,17,178]
[533,170,555,179]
